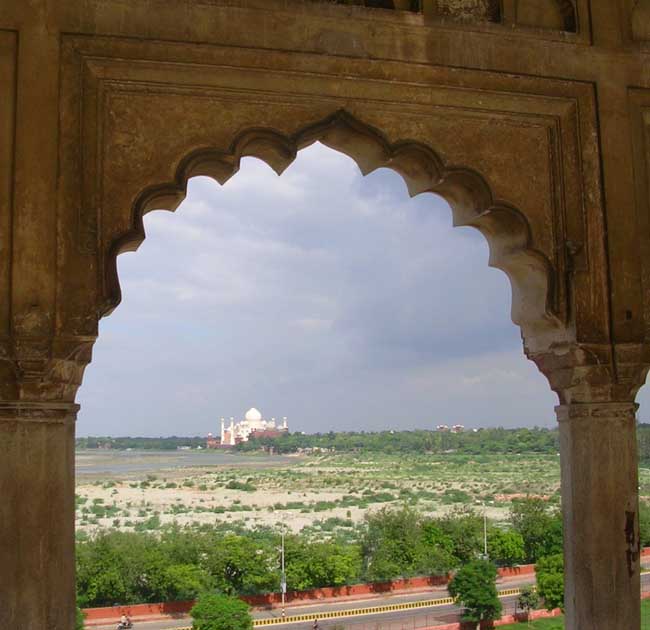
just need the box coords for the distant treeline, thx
[76,424,650,461]
[236,428,561,455]
[75,436,207,450]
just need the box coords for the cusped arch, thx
[514,0,577,32]
[106,111,564,347]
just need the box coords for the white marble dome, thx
[245,407,262,422]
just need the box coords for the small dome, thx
[245,407,262,422]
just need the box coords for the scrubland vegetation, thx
[76,498,563,607]
[74,429,650,612]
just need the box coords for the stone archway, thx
[2,2,650,630]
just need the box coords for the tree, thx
[362,506,455,581]
[535,554,564,611]
[285,537,361,591]
[436,506,483,564]
[487,528,525,567]
[190,593,253,630]
[448,559,502,626]
[164,564,214,601]
[516,585,539,625]
[510,498,562,563]
[202,534,277,595]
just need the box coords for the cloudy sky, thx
[76,143,650,437]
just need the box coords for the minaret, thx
[230,417,235,446]
[220,417,225,443]
[282,417,288,430]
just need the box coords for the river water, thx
[75,449,297,478]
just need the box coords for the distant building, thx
[207,407,289,448]
[436,424,465,433]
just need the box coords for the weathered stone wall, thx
[1,1,650,629]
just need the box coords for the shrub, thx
[487,528,525,567]
[536,554,564,611]
[448,559,502,626]
[190,593,253,630]
[517,585,539,623]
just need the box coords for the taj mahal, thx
[207,408,289,448]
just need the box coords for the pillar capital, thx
[0,334,95,402]
[527,341,650,405]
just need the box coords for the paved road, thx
[93,572,650,630]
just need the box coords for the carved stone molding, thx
[555,401,638,422]
[0,401,79,424]
[58,33,606,352]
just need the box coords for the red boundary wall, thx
[81,566,534,625]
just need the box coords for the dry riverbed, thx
[75,451,569,536]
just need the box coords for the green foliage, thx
[436,506,484,564]
[190,593,253,630]
[487,528,525,567]
[76,606,85,630]
[510,498,562,563]
[285,537,361,591]
[225,480,257,492]
[362,506,455,581]
[201,534,278,595]
[448,559,502,624]
[536,554,564,611]
[517,585,539,618]
[639,500,650,546]
[74,502,560,609]
[165,565,214,601]
[233,427,560,456]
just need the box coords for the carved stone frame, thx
[58,33,605,354]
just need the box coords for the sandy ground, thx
[75,451,520,535]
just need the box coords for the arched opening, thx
[81,141,556,436]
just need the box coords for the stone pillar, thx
[0,401,78,630]
[557,401,640,630]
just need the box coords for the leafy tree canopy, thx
[535,554,564,612]
[448,559,502,624]
[190,593,253,630]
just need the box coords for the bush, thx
[76,606,85,630]
[536,554,564,611]
[487,528,525,567]
[225,480,257,492]
[448,559,502,626]
[517,585,539,622]
[190,593,253,630]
